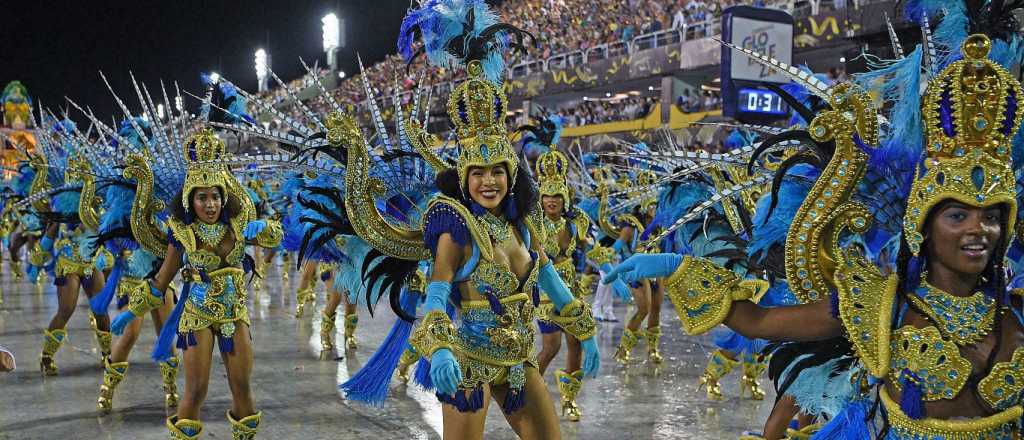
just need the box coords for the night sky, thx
[1,0,409,124]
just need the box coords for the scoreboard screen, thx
[738,88,787,116]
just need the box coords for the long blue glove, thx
[40,236,54,252]
[243,220,267,239]
[538,262,601,375]
[603,253,683,285]
[611,238,625,254]
[110,311,136,335]
[581,337,600,377]
[423,281,463,396]
[430,348,463,396]
[600,263,632,300]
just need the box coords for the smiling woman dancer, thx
[149,130,282,439]
[607,25,1024,439]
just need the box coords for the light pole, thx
[322,12,341,72]
[255,48,269,93]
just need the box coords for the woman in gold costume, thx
[607,27,1024,439]
[150,130,283,439]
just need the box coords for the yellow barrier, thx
[560,105,721,138]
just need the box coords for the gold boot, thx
[320,312,336,351]
[698,350,737,400]
[98,358,128,412]
[396,347,418,383]
[167,416,202,439]
[295,287,313,318]
[556,369,584,422]
[40,328,66,376]
[344,313,359,350]
[11,259,22,280]
[645,326,663,364]
[281,254,290,282]
[614,328,639,364]
[740,354,768,400]
[95,328,112,364]
[160,357,180,407]
[227,410,262,440]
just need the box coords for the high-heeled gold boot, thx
[740,354,768,400]
[344,313,359,350]
[295,286,313,318]
[11,259,22,280]
[556,369,584,421]
[645,326,663,364]
[614,328,639,364]
[98,358,129,412]
[40,328,66,376]
[396,347,418,383]
[167,416,203,439]
[698,350,737,400]
[281,254,290,282]
[94,326,112,364]
[160,357,180,407]
[320,312,336,351]
[227,410,262,440]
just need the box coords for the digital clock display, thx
[738,88,787,115]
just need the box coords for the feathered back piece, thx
[398,0,535,83]
[518,114,564,158]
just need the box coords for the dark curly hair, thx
[434,162,539,225]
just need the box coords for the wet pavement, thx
[0,259,774,439]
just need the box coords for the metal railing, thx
[284,0,896,113]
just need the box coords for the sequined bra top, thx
[888,292,1024,413]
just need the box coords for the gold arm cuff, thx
[251,220,283,248]
[664,256,751,335]
[126,279,165,317]
[547,299,597,340]
[409,310,456,358]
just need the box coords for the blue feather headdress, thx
[398,0,535,83]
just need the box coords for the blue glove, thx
[603,253,683,285]
[110,311,137,336]
[243,220,267,240]
[600,263,633,301]
[581,337,600,377]
[611,238,625,254]
[26,265,39,281]
[430,348,463,397]
[40,236,54,252]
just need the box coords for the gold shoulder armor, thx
[167,218,196,254]
[426,195,494,262]
[833,247,896,379]
[664,256,755,334]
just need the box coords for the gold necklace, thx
[912,277,996,346]
[192,221,227,248]
[480,212,513,243]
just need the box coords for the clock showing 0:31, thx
[738,87,788,116]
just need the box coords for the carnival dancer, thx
[31,119,112,375]
[606,7,1024,434]
[71,116,181,413]
[532,149,592,421]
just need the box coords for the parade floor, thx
[0,262,774,439]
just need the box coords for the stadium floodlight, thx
[255,48,269,92]
[322,13,340,51]
[322,13,341,71]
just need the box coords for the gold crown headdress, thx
[449,60,518,193]
[536,150,571,207]
[637,170,658,212]
[903,34,1023,255]
[181,128,230,209]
